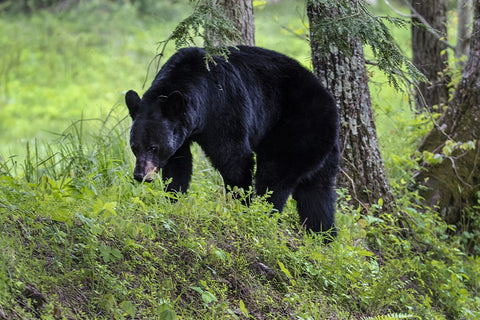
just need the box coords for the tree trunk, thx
[207,0,255,46]
[411,0,449,112]
[456,0,473,62]
[416,0,480,226]
[307,1,396,212]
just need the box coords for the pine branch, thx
[308,0,426,93]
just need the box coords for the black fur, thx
[125,46,339,236]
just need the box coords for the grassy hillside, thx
[2,117,479,319]
[1,1,479,319]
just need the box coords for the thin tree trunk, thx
[307,1,396,212]
[456,0,473,62]
[220,0,255,46]
[416,0,480,226]
[411,0,449,112]
[207,0,255,46]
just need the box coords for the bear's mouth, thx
[143,167,159,182]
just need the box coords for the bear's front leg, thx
[162,142,193,193]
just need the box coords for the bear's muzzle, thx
[134,160,159,183]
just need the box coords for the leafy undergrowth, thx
[1,118,479,320]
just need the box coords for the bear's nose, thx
[134,172,156,183]
[134,173,152,183]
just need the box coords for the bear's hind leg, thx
[292,152,338,240]
[162,142,193,193]
[255,158,298,213]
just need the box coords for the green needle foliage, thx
[308,0,426,91]
[158,0,241,68]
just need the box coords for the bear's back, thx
[144,46,335,129]
[159,46,316,86]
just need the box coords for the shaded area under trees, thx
[415,0,480,241]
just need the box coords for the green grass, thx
[1,1,479,319]
[0,1,184,156]
[1,117,479,319]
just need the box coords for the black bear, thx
[125,46,339,236]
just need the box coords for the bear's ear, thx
[125,90,141,119]
[163,91,185,119]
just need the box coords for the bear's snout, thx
[134,173,152,182]
[134,170,158,183]
[133,160,159,183]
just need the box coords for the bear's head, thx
[125,89,188,182]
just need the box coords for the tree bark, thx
[207,0,255,46]
[416,0,480,225]
[307,1,396,212]
[411,0,449,112]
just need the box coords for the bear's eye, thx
[150,145,159,152]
